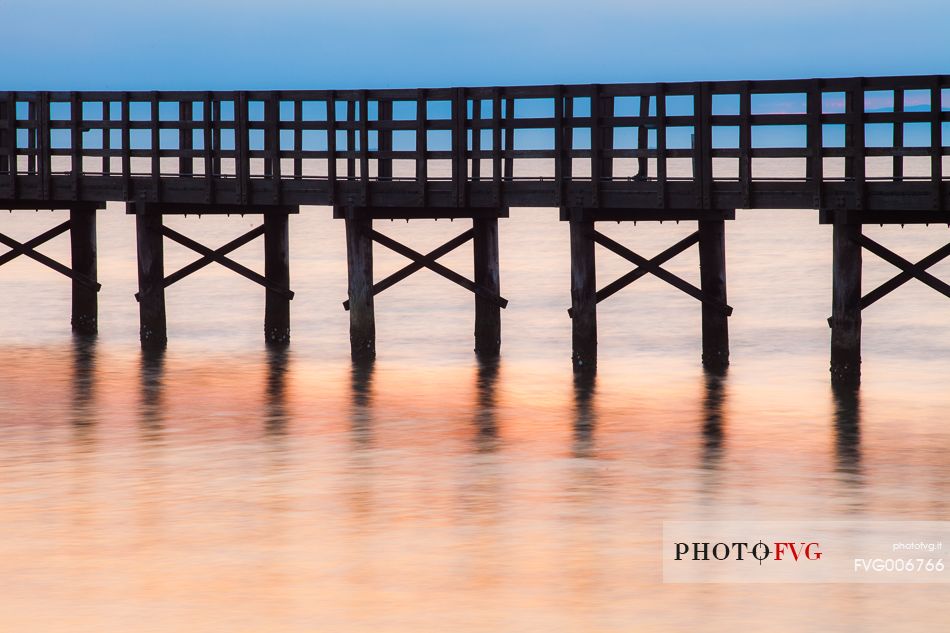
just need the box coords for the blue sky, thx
[2,0,948,89]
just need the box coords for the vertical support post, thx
[830,219,862,384]
[473,215,501,356]
[136,211,166,348]
[698,218,729,370]
[264,212,290,344]
[346,215,375,360]
[70,208,97,335]
[569,217,597,371]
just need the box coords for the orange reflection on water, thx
[0,338,948,631]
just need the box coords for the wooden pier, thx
[1,74,949,382]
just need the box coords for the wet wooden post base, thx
[136,211,167,348]
[698,218,729,370]
[69,208,97,335]
[473,216,501,356]
[346,217,375,360]
[570,219,597,371]
[830,220,862,384]
[264,212,290,344]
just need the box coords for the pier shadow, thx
[701,368,728,470]
[572,370,597,458]
[264,345,291,436]
[831,381,862,477]
[71,335,97,435]
[473,354,501,453]
[139,347,166,441]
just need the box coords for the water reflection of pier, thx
[71,335,97,432]
[264,345,291,435]
[701,369,727,470]
[474,356,500,453]
[139,347,166,441]
[572,371,597,459]
[832,382,862,477]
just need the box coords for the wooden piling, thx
[264,212,290,344]
[473,216,501,355]
[345,217,375,360]
[698,219,729,369]
[570,219,597,370]
[69,208,97,334]
[135,211,166,348]
[830,220,862,383]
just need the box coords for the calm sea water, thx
[1,200,949,631]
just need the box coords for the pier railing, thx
[0,74,948,211]
[1,74,949,377]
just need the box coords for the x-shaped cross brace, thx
[568,230,733,317]
[0,221,101,291]
[343,228,508,311]
[858,234,950,308]
[135,224,294,301]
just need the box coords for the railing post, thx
[327,92,337,203]
[416,89,427,205]
[101,98,111,177]
[358,91,369,206]
[932,79,944,212]
[0,97,8,179]
[453,88,467,207]
[696,83,712,210]
[236,91,249,205]
[150,92,160,201]
[806,80,823,208]
[378,99,393,181]
[590,85,603,206]
[265,93,281,203]
[636,91,649,180]
[39,93,50,199]
[27,99,37,176]
[69,93,80,199]
[179,99,193,177]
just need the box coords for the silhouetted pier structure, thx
[1,74,949,381]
